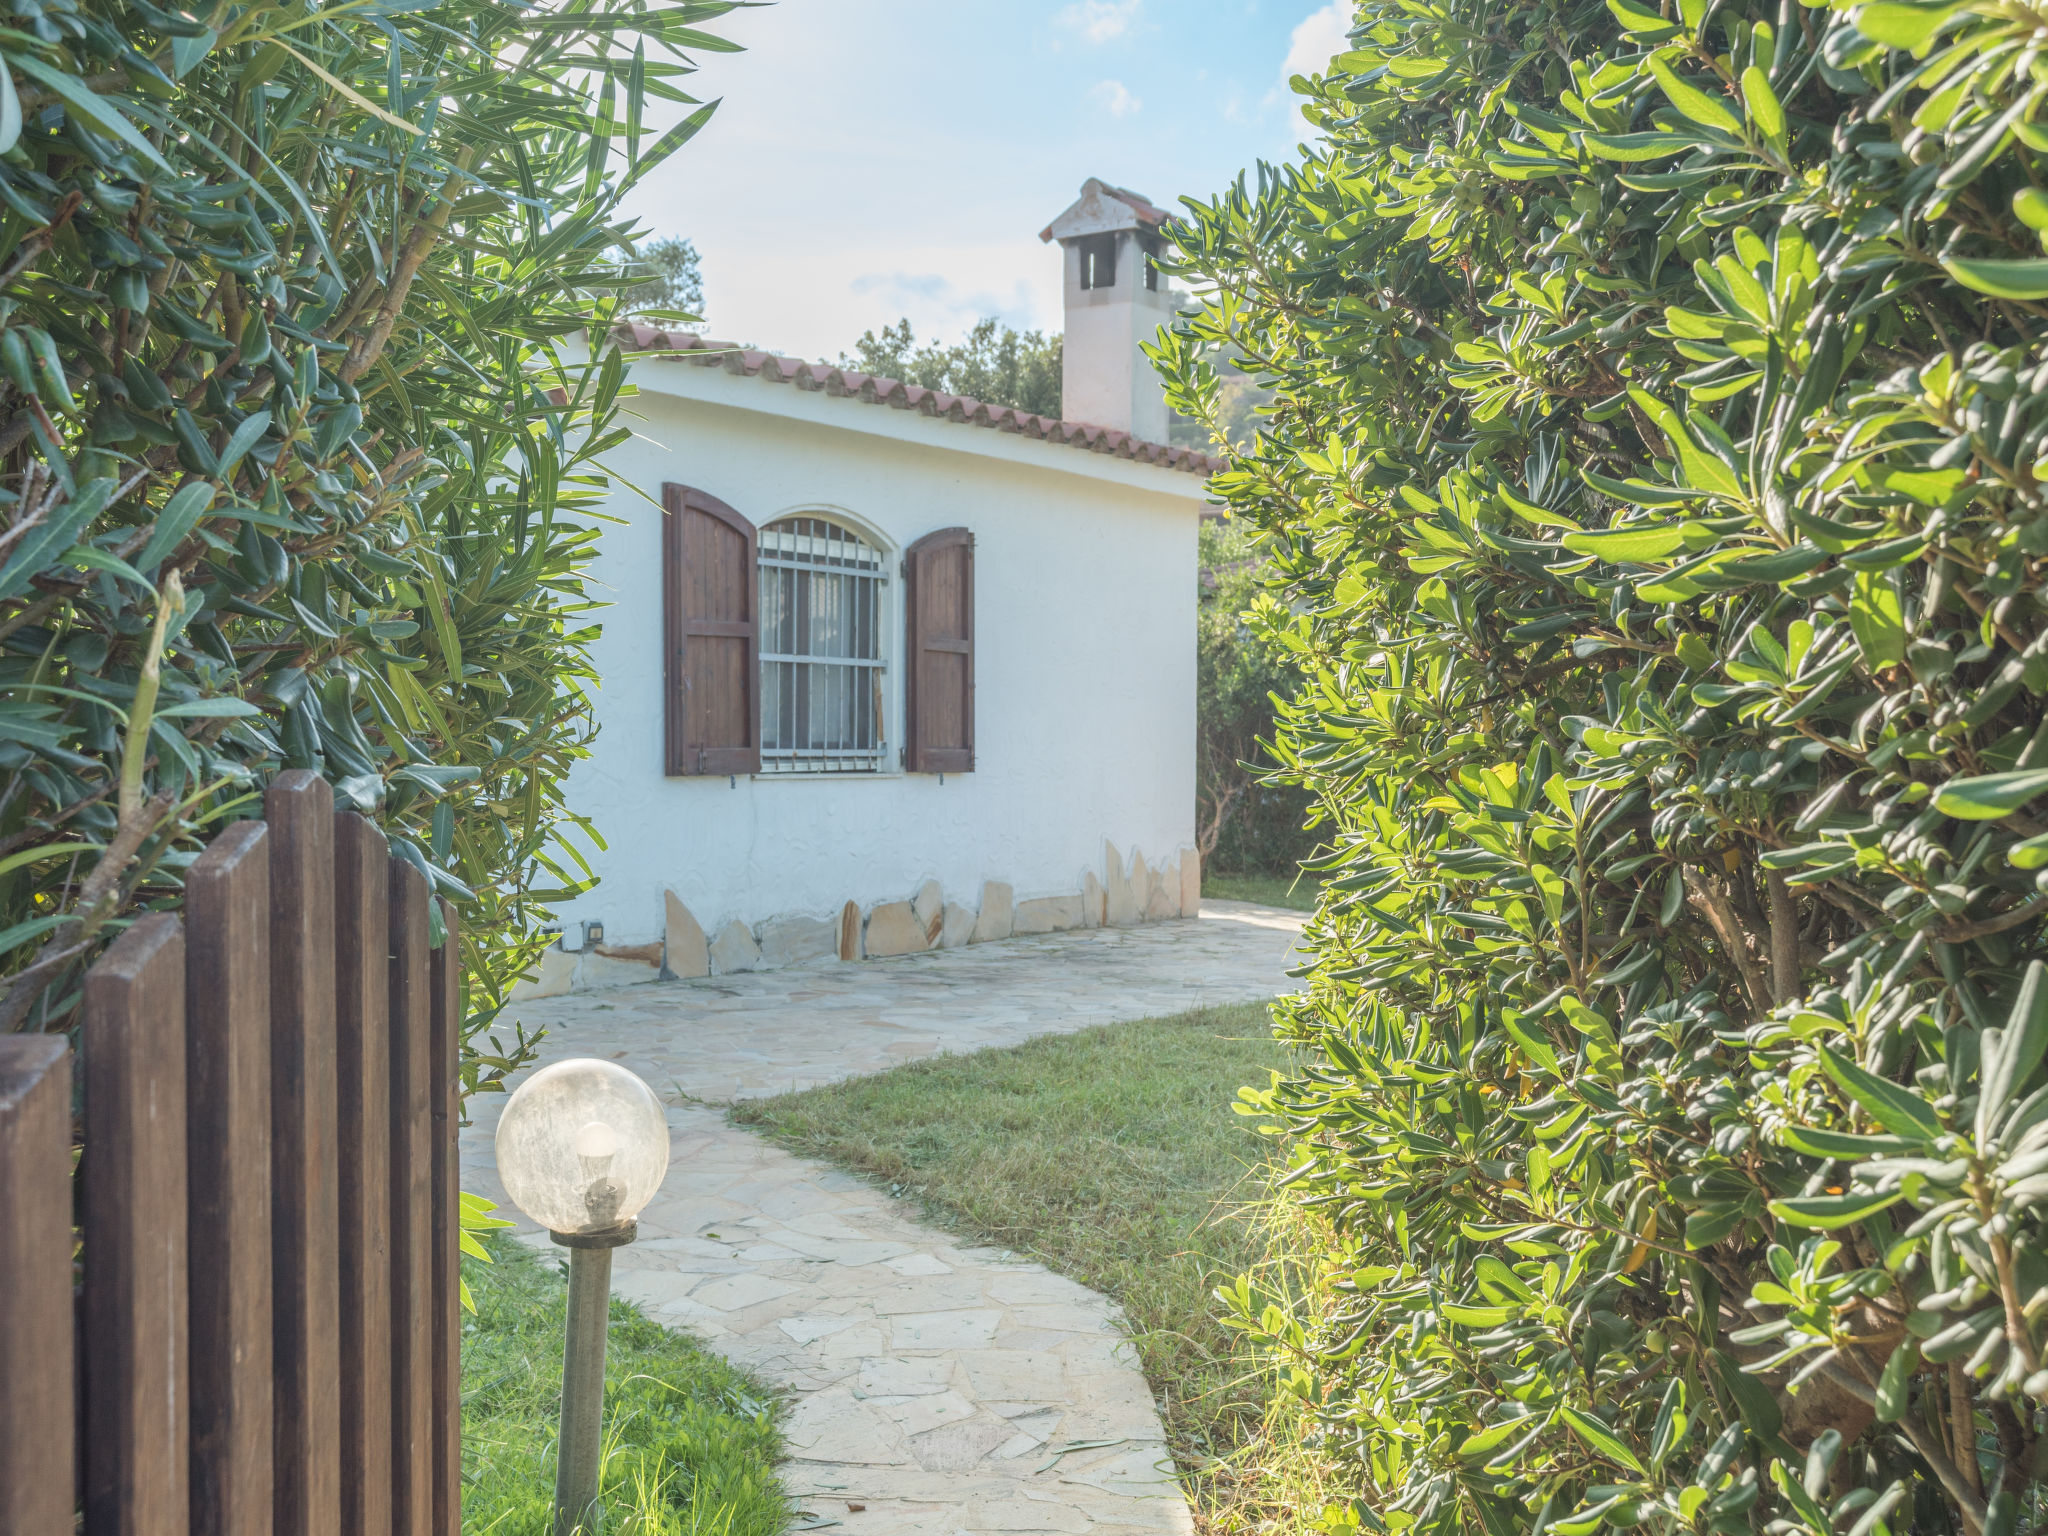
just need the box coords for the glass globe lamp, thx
[495,1057,669,1238]
[493,1057,670,1536]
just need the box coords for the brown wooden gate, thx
[0,769,463,1536]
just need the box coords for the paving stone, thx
[880,1389,979,1436]
[785,1389,912,1465]
[865,901,927,957]
[988,1271,1088,1305]
[665,891,711,978]
[957,1350,1067,1401]
[1104,841,1140,927]
[890,1309,1003,1350]
[692,1272,798,1312]
[760,914,840,968]
[972,881,1014,943]
[886,1253,954,1276]
[1006,1304,1119,1334]
[780,1315,864,1344]
[857,1356,957,1395]
[1145,877,1179,922]
[1013,895,1083,935]
[710,919,764,975]
[814,1324,891,1360]
[909,1412,1019,1472]
[912,879,944,935]
[1056,1446,1183,1497]
[869,1276,997,1315]
[939,902,976,949]
[578,948,662,989]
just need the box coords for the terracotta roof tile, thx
[615,323,1223,477]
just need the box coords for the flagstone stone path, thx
[462,901,1305,1536]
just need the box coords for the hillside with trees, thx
[840,317,1064,419]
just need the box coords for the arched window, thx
[758,516,887,772]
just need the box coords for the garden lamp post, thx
[495,1058,671,1536]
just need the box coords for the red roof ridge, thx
[614,324,1223,477]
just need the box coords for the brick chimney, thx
[1039,179,1173,442]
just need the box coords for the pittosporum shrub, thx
[0,0,736,1088]
[1159,0,2048,1529]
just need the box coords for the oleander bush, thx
[0,0,736,1082]
[1157,0,2048,1529]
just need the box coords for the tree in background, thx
[623,236,706,323]
[1173,353,1275,453]
[1198,518,1315,876]
[0,0,736,1092]
[1157,0,2048,1527]
[841,318,1063,418]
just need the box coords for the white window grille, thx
[759,516,887,772]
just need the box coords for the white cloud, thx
[1056,0,1143,44]
[1281,0,1350,81]
[1088,79,1143,117]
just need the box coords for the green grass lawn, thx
[1200,871,1320,911]
[728,1002,1327,1532]
[462,1235,787,1536]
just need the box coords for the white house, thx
[522,180,1218,997]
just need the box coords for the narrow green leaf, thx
[1778,1124,1920,1158]
[1855,0,1962,52]
[0,56,19,155]
[1649,55,1742,135]
[1559,1405,1647,1473]
[1935,767,2048,821]
[135,481,216,573]
[1442,1301,1513,1326]
[1561,524,1690,561]
[150,698,261,720]
[1584,131,1697,161]
[5,55,174,172]
[1874,1340,1918,1422]
[1582,468,1708,505]
[1458,1412,1538,1459]
[1943,257,2048,300]
[1768,1189,1905,1228]
[616,101,718,197]
[1741,66,1785,145]
[213,411,273,484]
[1980,960,2048,1144]
[1817,1044,1941,1142]
[1848,569,1906,668]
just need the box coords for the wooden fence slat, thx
[387,858,434,1536]
[429,901,462,1536]
[266,772,340,1536]
[335,814,393,1536]
[186,821,276,1536]
[0,1034,74,1536]
[83,914,191,1536]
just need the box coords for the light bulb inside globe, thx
[494,1058,670,1237]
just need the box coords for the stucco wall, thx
[549,359,1204,971]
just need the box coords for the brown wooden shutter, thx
[904,527,974,773]
[662,483,759,776]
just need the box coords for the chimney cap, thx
[1039,178,1171,244]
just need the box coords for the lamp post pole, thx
[551,1221,637,1536]
[492,1058,671,1536]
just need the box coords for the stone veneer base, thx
[512,841,1202,1001]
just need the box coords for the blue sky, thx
[621,0,1349,363]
